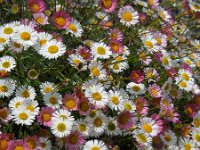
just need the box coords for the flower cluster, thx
[0,0,200,149]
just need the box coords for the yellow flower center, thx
[145,41,153,49]
[151,88,158,97]
[148,0,155,5]
[79,124,86,132]
[42,113,51,122]
[97,46,106,55]
[14,146,24,150]
[93,117,103,127]
[179,81,187,88]
[55,17,66,26]
[137,134,147,143]
[35,17,44,24]
[39,39,47,46]
[13,42,21,48]
[185,143,191,150]
[48,45,59,54]
[193,118,200,128]
[181,73,190,81]
[44,86,52,93]
[102,0,112,9]
[164,134,171,142]
[15,102,21,108]
[20,32,31,41]
[27,139,36,149]
[11,4,20,14]
[22,90,30,98]
[162,57,169,65]
[68,24,77,32]
[194,134,200,142]
[185,60,192,65]
[0,37,6,43]
[65,100,76,109]
[79,101,89,112]
[193,4,200,10]
[113,63,120,70]
[3,27,13,34]
[73,59,80,66]
[132,86,141,92]
[115,56,123,61]
[69,134,78,144]
[111,96,119,104]
[0,85,8,92]
[122,12,133,22]
[0,140,8,150]
[111,43,119,52]
[118,114,128,124]
[160,11,166,19]
[30,3,40,12]
[143,124,153,133]
[92,92,102,101]
[49,97,57,104]
[57,123,66,132]
[155,37,162,45]
[195,44,200,49]
[26,105,34,112]
[91,146,100,150]
[124,103,132,111]
[18,112,28,120]
[91,67,100,76]
[2,61,11,68]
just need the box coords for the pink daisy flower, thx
[129,70,144,83]
[8,139,27,150]
[77,46,92,61]
[77,97,91,116]
[100,0,118,13]
[135,97,149,116]
[184,104,198,118]
[147,0,160,10]
[101,20,113,30]
[62,94,78,111]
[151,113,163,134]
[24,135,40,150]
[27,0,46,14]
[109,40,124,53]
[161,106,179,123]
[0,107,11,123]
[117,111,133,130]
[53,11,71,29]
[148,84,162,98]
[20,19,39,31]
[0,133,13,150]
[65,130,85,150]
[109,28,123,41]
[37,107,54,127]
[33,13,48,25]
[166,67,177,78]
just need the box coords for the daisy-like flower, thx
[9,97,25,110]
[12,25,38,46]
[161,130,177,146]
[7,139,26,150]
[0,133,12,150]
[24,135,40,150]
[75,119,90,137]
[84,84,108,108]
[108,89,124,111]
[122,100,136,113]
[96,11,109,21]
[52,109,74,123]
[53,11,71,29]
[139,117,159,137]
[179,137,196,150]
[0,56,16,72]
[21,99,39,116]
[66,19,83,37]
[109,28,123,41]
[193,111,200,129]
[182,57,196,68]
[109,40,124,54]
[178,69,194,82]
[39,40,66,59]
[157,7,174,24]
[189,0,200,12]
[141,34,161,53]
[129,70,144,84]
[154,32,167,48]
[0,23,16,38]
[34,32,53,50]
[192,128,200,146]
[40,81,56,95]
[8,41,25,53]
[91,42,111,60]
[126,82,145,96]
[135,97,149,116]
[0,78,16,98]
[62,94,78,111]
[39,137,52,150]
[77,98,91,115]
[147,0,159,9]
[15,85,36,100]
[27,0,46,13]
[105,117,121,136]
[51,118,73,138]
[148,84,162,98]
[37,107,54,127]
[89,61,107,79]
[161,51,173,69]
[134,130,152,147]
[100,0,118,13]
[11,107,35,125]
[175,77,193,92]
[109,58,129,73]
[0,35,9,51]
[68,54,87,70]
[117,111,133,130]
[83,139,108,150]
[33,12,48,25]
[138,49,152,65]
[44,92,62,109]
[118,6,139,27]
[0,107,11,123]
[191,39,200,51]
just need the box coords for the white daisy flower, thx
[178,69,194,82]
[0,23,16,38]
[139,117,159,137]
[75,119,90,137]
[0,35,9,51]
[11,107,35,125]
[179,137,196,150]
[0,56,16,72]
[12,25,38,46]
[15,85,36,100]
[105,117,121,136]
[21,99,39,116]
[126,82,145,95]
[43,92,62,109]
[157,7,173,23]
[83,139,108,150]
[52,109,74,122]
[51,118,73,138]
[39,40,66,59]
[66,19,83,37]
[39,137,52,150]
[91,42,111,60]
[175,77,194,92]
[68,54,87,70]
[193,111,200,129]
[84,84,108,108]
[0,78,16,98]
[161,51,173,69]
[192,128,200,146]
[108,89,124,111]
[118,6,139,27]
[9,97,25,110]
[161,130,177,146]
[8,41,25,53]
[89,61,107,80]
[82,79,103,90]
[122,100,136,113]
[109,59,129,73]
[34,32,53,50]
[142,34,161,53]
[182,57,196,68]
[133,129,152,147]
[40,81,56,95]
